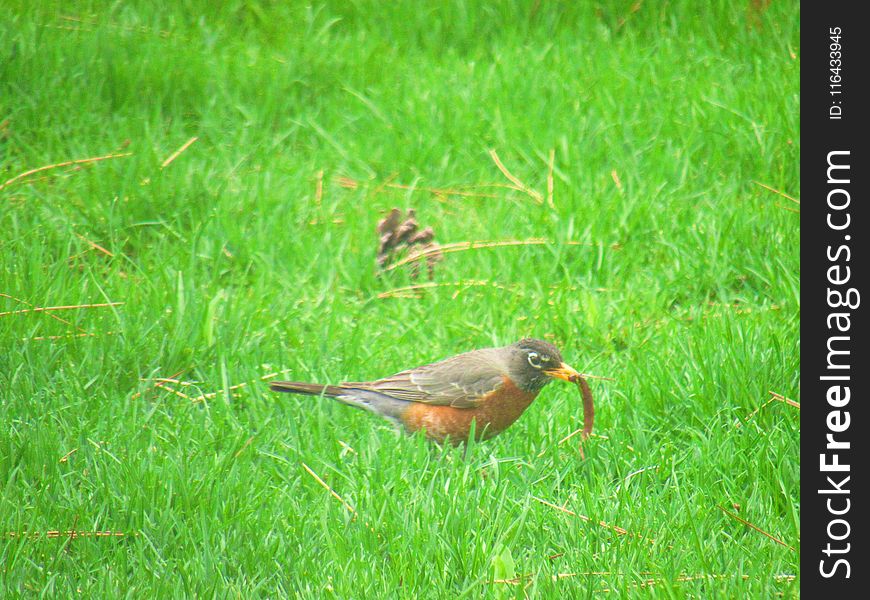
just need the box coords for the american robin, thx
[270,338,581,443]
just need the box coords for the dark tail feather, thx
[269,381,343,396]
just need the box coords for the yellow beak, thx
[544,362,582,383]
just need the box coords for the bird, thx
[269,338,581,444]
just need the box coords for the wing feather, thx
[343,347,508,408]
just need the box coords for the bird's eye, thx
[527,352,542,368]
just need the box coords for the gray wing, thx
[343,347,508,408]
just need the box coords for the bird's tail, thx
[269,381,344,396]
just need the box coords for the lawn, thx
[1,1,800,597]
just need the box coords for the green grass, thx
[1,1,800,597]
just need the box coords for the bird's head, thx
[508,338,581,392]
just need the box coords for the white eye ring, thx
[527,352,542,368]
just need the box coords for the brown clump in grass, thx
[376,207,443,278]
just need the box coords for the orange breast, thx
[400,376,538,444]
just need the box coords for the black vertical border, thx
[802,4,868,596]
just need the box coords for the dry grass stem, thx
[531,496,656,544]
[613,466,659,495]
[161,136,199,169]
[5,530,128,539]
[487,149,544,203]
[301,462,357,515]
[75,233,115,257]
[336,176,358,189]
[154,382,193,401]
[143,369,293,403]
[59,448,78,463]
[150,377,196,386]
[753,180,799,204]
[1,292,90,334]
[717,505,796,551]
[553,427,587,448]
[769,391,800,409]
[0,301,124,318]
[190,369,292,403]
[0,152,133,192]
[192,382,248,402]
[740,390,799,426]
[234,436,255,458]
[338,440,357,455]
[611,169,623,192]
[131,369,189,401]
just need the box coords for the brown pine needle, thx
[301,462,357,515]
[161,136,199,169]
[0,301,124,318]
[753,180,799,204]
[149,377,196,386]
[192,381,247,403]
[531,496,656,544]
[769,390,800,409]
[738,398,775,426]
[131,369,188,401]
[0,152,133,192]
[740,390,800,426]
[487,149,544,203]
[154,382,193,401]
[74,233,115,257]
[1,292,92,335]
[5,530,129,539]
[717,505,796,551]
